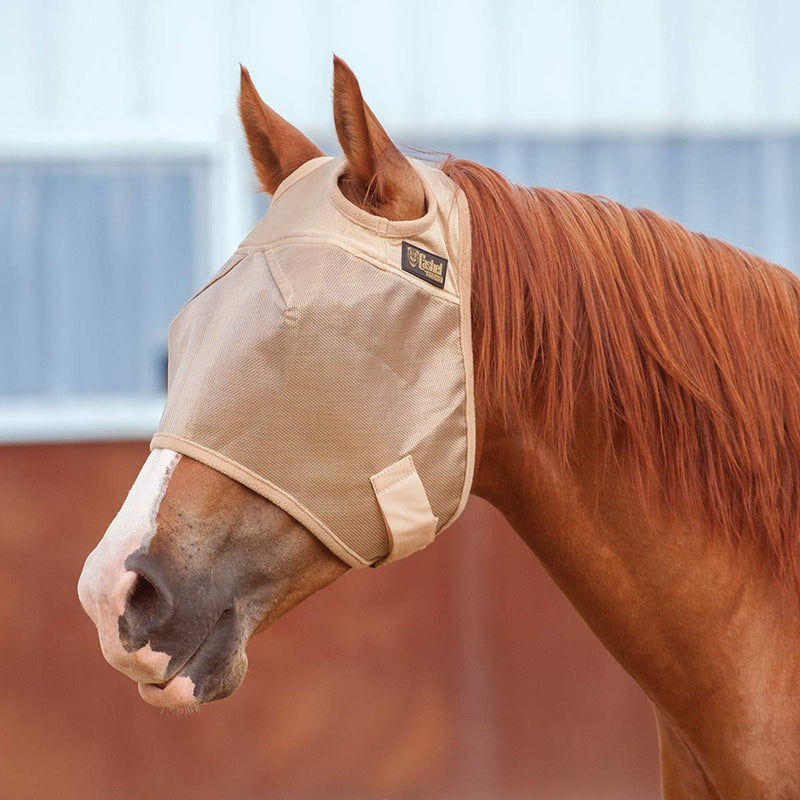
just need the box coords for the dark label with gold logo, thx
[401,242,448,289]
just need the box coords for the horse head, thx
[78,57,475,709]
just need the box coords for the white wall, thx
[3,0,800,442]
[2,0,800,146]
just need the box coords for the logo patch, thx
[401,242,448,289]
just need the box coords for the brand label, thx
[401,242,448,290]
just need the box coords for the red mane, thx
[441,157,800,580]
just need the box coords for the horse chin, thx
[138,675,199,709]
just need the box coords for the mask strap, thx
[370,455,438,567]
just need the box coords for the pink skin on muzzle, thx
[77,448,197,709]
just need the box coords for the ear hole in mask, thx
[337,172,429,220]
[329,161,438,236]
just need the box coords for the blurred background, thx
[2,1,800,798]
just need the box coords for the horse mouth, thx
[136,609,248,709]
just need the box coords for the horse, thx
[78,57,800,798]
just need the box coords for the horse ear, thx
[239,65,324,195]
[332,56,426,221]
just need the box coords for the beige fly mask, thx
[151,155,475,567]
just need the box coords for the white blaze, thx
[78,448,181,683]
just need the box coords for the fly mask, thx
[151,155,475,567]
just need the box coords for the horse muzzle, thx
[77,448,247,709]
[79,548,247,709]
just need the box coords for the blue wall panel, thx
[0,160,206,398]
[3,138,799,400]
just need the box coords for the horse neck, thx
[455,158,800,788]
[471,407,800,792]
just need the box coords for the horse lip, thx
[141,606,239,702]
[157,607,229,683]
[138,674,197,710]
[138,631,210,702]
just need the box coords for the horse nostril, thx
[118,567,174,646]
[128,574,160,622]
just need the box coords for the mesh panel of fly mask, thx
[151,155,475,567]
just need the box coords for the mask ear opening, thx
[327,157,439,238]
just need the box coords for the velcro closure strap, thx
[370,455,438,566]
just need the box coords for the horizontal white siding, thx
[1,0,799,141]
[2,0,800,441]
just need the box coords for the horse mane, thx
[441,156,800,580]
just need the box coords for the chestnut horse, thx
[79,58,800,798]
